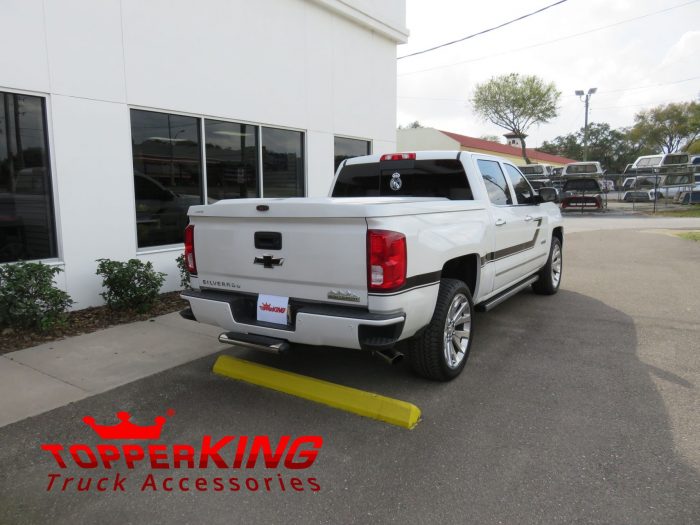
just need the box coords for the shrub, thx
[176,253,191,290]
[95,259,166,313]
[0,262,74,331]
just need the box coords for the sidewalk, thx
[0,312,222,428]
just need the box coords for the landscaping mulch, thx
[0,291,187,355]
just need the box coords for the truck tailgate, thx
[191,215,369,306]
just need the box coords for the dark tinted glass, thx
[476,159,511,205]
[504,164,534,204]
[0,93,57,262]
[563,179,601,192]
[205,120,258,201]
[334,137,370,171]
[566,163,599,174]
[332,159,472,200]
[518,165,544,175]
[262,128,304,198]
[130,109,202,248]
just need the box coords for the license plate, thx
[256,294,290,325]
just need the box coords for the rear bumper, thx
[561,195,602,209]
[181,289,405,351]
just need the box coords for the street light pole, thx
[575,87,597,161]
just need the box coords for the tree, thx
[398,120,424,130]
[479,135,503,144]
[629,101,700,153]
[472,73,560,163]
[539,122,650,173]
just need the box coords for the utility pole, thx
[575,88,597,161]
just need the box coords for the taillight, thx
[380,152,416,161]
[367,230,406,291]
[184,224,197,275]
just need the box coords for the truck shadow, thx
[1,289,697,524]
[217,287,700,523]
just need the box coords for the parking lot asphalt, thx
[1,225,699,524]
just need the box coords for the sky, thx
[396,0,700,148]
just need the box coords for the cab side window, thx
[476,159,512,205]
[503,164,534,204]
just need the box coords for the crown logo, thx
[82,409,175,440]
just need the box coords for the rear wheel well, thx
[441,254,479,296]
[552,226,563,246]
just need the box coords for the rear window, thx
[662,154,688,165]
[563,179,600,192]
[518,165,544,175]
[332,159,472,200]
[565,163,598,174]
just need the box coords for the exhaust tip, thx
[373,348,404,365]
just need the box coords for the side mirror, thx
[539,187,558,203]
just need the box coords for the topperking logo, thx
[41,409,322,493]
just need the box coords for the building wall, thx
[0,0,407,307]
[396,128,460,151]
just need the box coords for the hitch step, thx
[219,332,290,354]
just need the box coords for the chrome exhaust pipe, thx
[218,332,290,355]
[373,348,404,365]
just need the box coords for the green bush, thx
[96,258,166,313]
[0,262,74,331]
[176,253,191,290]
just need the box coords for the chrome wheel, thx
[551,242,562,287]
[443,293,471,369]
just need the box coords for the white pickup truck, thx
[180,151,564,381]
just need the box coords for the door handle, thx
[495,218,506,226]
[524,215,533,222]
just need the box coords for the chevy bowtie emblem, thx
[254,254,285,269]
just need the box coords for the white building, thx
[0,0,408,308]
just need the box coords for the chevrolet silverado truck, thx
[180,151,564,381]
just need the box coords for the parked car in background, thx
[630,155,663,173]
[560,178,603,210]
[561,162,604,177]
[678,190,700,205]
[623,189,660,202]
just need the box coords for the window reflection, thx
[0,92,57,262]
[130,110,202,248]
[334,136,371,171]
[261,128,304,197]
[205,120,258,202]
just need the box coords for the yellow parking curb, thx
[213,355,421,429]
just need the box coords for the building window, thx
[334,136,371,171]
[262,127,304,198]
[0,92,57,263]
[130,111,306,248]
[205,120,259,202]
[130,109,202,248]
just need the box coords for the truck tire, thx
[408,278,473,381]
[532,236,562,295]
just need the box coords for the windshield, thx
[636,157,662,167]
[332,159,473,200]
[565,164,598,174]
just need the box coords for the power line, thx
[398,0,700,77]
[397,0,569,60]
[397,75,700,103]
